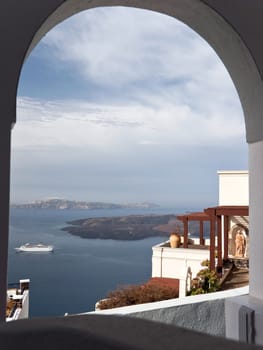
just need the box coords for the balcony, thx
[152,239,210,282]
[6,280,29,322]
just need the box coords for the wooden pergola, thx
[177,206,249,271]
[176,212,210,247]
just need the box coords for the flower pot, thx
[169,233,181,248]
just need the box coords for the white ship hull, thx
[15,243,54,252]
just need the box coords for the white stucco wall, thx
[18,290,29,320]
[90,286,249,337]
[6,290,29,322]
[152,242,209,280]
[218,171,248,206]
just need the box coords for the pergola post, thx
[199,221,204,245]
[217,215,222,268]
[223,215,229,261]
[177,212,210,248]
[183,217,188,248]
[206,209,216,271]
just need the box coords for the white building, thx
[152,170,249,295]
[218,170,248,206]
[6,279,30,322]
[218,171,249,259]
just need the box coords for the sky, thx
[11,7,248,208]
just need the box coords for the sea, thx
[8,206,197,318]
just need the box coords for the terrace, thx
[152,204,249,297]
[6,280,30,322]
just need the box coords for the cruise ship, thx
[15,243,54,252]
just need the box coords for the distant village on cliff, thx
[11,198,159,210]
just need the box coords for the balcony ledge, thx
[0,312,256,350]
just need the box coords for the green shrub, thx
[201,259,210,267]
[189,287,205,295]
[188,261,220,296]
[197,268,220,292]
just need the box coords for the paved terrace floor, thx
[221,267,249,291]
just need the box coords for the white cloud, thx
[14,96,245,150]
[27,6,245,146]
[13,8,248,204]
[40,7,237,95]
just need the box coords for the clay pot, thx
[169,233,181,248]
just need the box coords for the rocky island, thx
[11,198,159,210]
[62,214,178,240]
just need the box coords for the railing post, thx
[199,221,204,246]
[0,123,11,322]
[183,217,188,248]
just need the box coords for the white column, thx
[249,140,263,299]
[225,141,263,345]
[0,123,12,322]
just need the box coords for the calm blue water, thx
[8,207,190,318]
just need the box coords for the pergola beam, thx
[215,206,248,216]
[177,206,249,272]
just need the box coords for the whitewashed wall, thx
[152,242,209,280]
[218,170,248,206]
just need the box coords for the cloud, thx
[13,8,248,205]
[38,7,241,107]
[14,96,245,150]
[40,8,222,85]
[21,6,245,148]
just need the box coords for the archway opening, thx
[10,6,247,318]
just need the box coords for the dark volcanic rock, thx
[62,214,177,240]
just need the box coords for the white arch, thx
[1,0,263,325]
